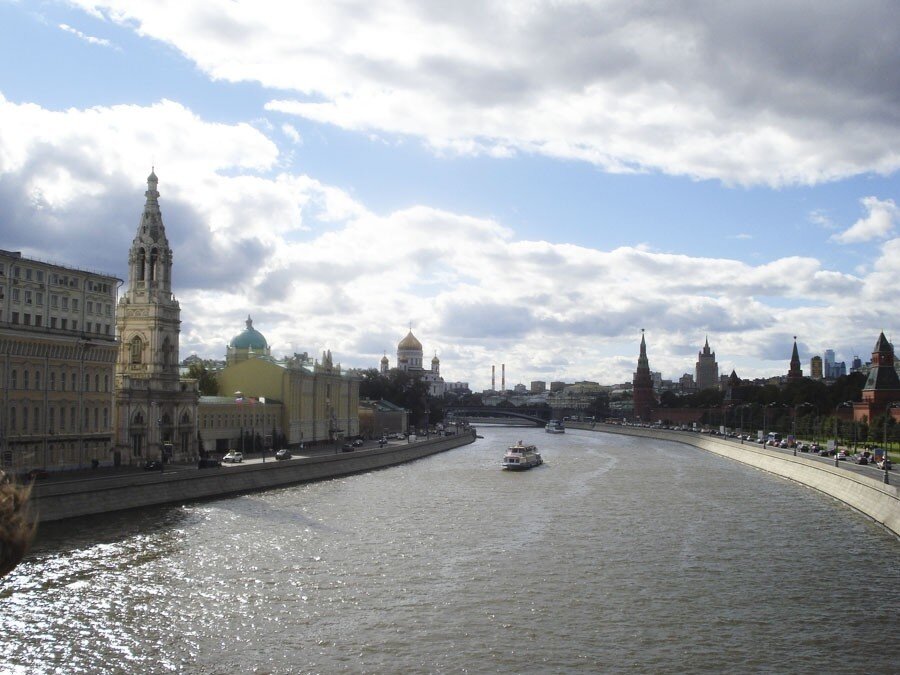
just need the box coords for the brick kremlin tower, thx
[852,332,900,422]
[787,336,803,381]
[632,329,656,422]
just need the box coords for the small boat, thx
[502,441,543,470]
[545,419,565,434]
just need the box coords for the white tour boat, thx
[545,419,565,434]
[502,441,543,470]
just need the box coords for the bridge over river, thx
[445,406,550,426]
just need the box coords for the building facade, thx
[810,355,823,380]
[114,171,200,465]
[215,320,359,447]
[1,250,120,473]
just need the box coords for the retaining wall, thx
[31,432,475,523]
[570,423,900,537]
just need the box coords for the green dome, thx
[230,316,268,350]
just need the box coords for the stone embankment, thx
[570,422,900,537]
[31,432,476,523]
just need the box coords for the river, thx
[1,427,898,673]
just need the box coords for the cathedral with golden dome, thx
[380,329,447,396]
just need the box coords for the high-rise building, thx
[114,170,199,464]
[530,380,546,394]
[695,337,719,390]
[810,355,823,380]
[823,348,836,379]
[550,381,566,392]
[1,250,120,473]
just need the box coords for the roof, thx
[230,315,268,350]
[398,330,422,351]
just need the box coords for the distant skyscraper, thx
[851,356,863,373]
[695,337,719,390]
[810,355,823,380]
[530,381,546,394]
[824,349,836,379]
[632,330,656,422]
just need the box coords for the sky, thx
[1,0,899,390]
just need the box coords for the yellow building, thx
[213,321,359,447]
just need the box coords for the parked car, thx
[876,458,892,470]
[222,451,243,463]
[275,449,292,461]
[198,458,221,468]
[143,460,163,471]
[352,439,364,447]
[341,443,354,452]
[835,451,848,461]
[856,455,869,465]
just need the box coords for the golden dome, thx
[398,330,422,351]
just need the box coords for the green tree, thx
[187,363,219,396]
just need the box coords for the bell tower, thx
[114,170,198,465]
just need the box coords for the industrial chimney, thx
[502,364,505,392]
[492,365,496,391]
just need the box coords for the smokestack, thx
[492,365,496,391]
[502,364,505,392]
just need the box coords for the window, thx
[71,373,76,390]
[94,374,99,391]
[85,374,90,391]
[11,288,19,302]
[106,304,112,316]
[86,322,92,333]
[35,371,41,390]
[104,375,109,392]
[131,336,142,364]
[59,406,65,431]
[25,268,32,281]
[70,406,76,430]
[23,370,29,390]
[36,292,43,306]
[51,295,58,308]
[36,270,44,282]
[48,407,55,431]
[50,316,58,327]
[22,407,28,431]
[93,408,98,431]
[60,372,66,392]
[61,318,67,329]
[11,312,18,325]
[24,290,32,304]
[61,297,69,310]
[9,407,15,431]
[103,408,109,429]
[35,316,42,327]
[72,299,78,311]
[13,266,20,279]
[87,301,93,314]
[72,320,77,330]
[50,372,56,391]
[23,314,30,326]
[33,406,39,432]
[10,370,17,389]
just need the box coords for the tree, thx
[187,363,219,396]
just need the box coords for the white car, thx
[222,451,243,463]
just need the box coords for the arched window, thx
[162,336,171,367]
[131,336,142,364]
[11,370,17,389]
[137,248,146,281]
[94,374,100,391]
[23,370,29,390]
[149,248,158,282]
[104,375,109,392]
[35,371,41,390]
[50,372,56,391]
[9,407,16,432]
[180,411,191,424]
[133,411,144,426]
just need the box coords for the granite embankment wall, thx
[570,422,900,537]
[32,432,476,523]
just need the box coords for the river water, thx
[1,428,898,674]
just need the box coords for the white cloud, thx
[66,0,900,186]
[58,23,117,48]
[281,123,302,145]
[831,196,899,244]
[0,94,894,387]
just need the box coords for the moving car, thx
[341,443,355,452]
[352,439,364,447]
[275,449,292,461]
[222,451,243,463]
[143,460,162,471]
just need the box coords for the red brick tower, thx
[632,330,656,422]
[858,332,900,415]
[787,337,803,381]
